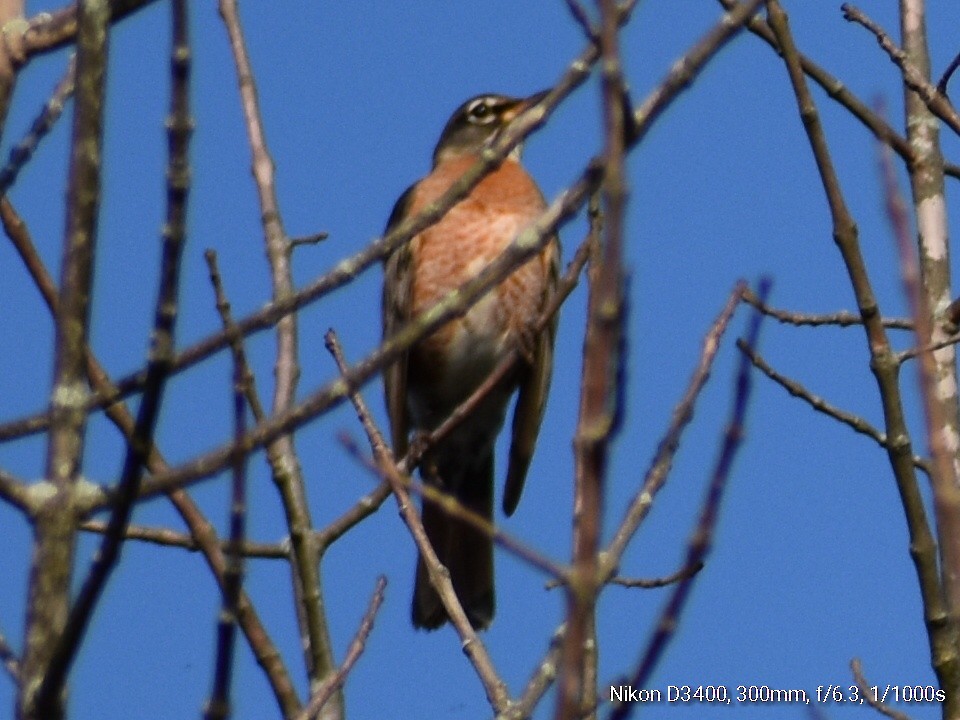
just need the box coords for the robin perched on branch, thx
[382,91,559,630]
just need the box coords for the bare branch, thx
[564,0,596,41]
[765,0,959,703]
[632,0,765,143]
[842,4,960,136]
[938,51,960,96]
[0,467,33,514]
[314,482,391,555]
[737,338,931,476]
[546,562,703,591]
[559,0,630,715]
[604,283,744,573]
[898,332,960,364]
[289,231,329,250]
[851,658,914,720]
[204,250,269,422]
[20,0,160,62]
[203,296,249,720]
[715,0,960,180]
[1,191,302,719]
[610,279,768,720]
[218,0,336,701]
[496,626,566,720]
[79,518,286,558]
[21,0,109,715]
[324,331,511,713]
[742,287,912,329]
[35,0,189,709]
[608,563,704,590]
[878,115,960,692]
[294,577,387,720]
[339,432,567,584]
[0,54,74,195]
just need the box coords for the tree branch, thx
[21,0,108,716]
[738,338,931,476]
[765,0,959,706]
[610,280,767,720]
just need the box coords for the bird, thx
[382,91,559,630]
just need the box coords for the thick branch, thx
[20,1,109,717]
[765,0,959,707]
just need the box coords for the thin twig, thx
[289,231,329,249]
[294,577,387,720]
[314,482,391,555]
[79,518,286,558]
[608,563,704,589]
[0,53,74,195]
[714,0,960,179]
[737,339,931,476]
[496,625,566,720]
[338,432,567,584]
[631,0,765,141]
[324,331,511,713]
[564,0,596,40]
[218,0,336,701]
[851,658,913,720]
[841,4,960,137]
[610,279,769,720]
[203,304,249,720]
[204,250,268,419]
[742,287,912,329]
[0,467,32,514]
[604,283,744,576]
[898,332,960,364]
[937,50,960,95]
[546,562,703,591]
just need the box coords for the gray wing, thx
[502,235,560,516]
[382,185,417,456]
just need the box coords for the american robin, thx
[382,91,559,630]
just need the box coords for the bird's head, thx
[432,90,548,166]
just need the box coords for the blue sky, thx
[0,1,956,718]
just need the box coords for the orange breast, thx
[407,155,552,397]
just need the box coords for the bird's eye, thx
[467,100,495,124]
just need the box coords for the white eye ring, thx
[467,98,497,124]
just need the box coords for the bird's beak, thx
[502,89,550,123]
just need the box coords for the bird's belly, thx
[407,211,536,425]
[408,290,512,424]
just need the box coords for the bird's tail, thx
[412,453,494,630]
